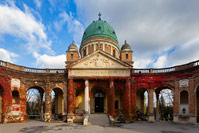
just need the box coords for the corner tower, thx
[66,41,79,66]
[80,13,120,58]
[120,40,133,66]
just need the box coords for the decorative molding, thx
[11,78,20,88]
[179,79,189,88]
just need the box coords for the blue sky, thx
[0,0,199,68]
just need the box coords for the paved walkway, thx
[89,114,110,127]
[0,120,199,133]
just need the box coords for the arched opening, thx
[197,86,199,123]
[95,91,104,113]
[91,85,107,114]
[76,87,85,115]
[155,87,174,121]
[51,88,64,120]
[180,90,189,116]
[136,88,148,120]
[0,85,3,123]
[26,87,45,120]
[12,90,20,104]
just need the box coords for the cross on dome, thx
[98,12,102,20]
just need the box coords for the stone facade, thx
[0,15,199,125]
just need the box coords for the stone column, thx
[148,89,155,122]
[94,44,96,51]
[103,44,105,51]
[124,78,131,115]
[67,79,76,123]
[86,46,88,55]
[189,79,197,124]
[44,82,52,122]
[84,80,90,125]
[108,79,115,116]
[84,80,90,114]
[63,81,67,121]
[173,81,179,122]
[156,92,160,121]
[40,90,44,120]
[110,46,113,55]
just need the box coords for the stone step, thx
[88,114,110,127]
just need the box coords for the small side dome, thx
[121,40,131,51]
[68,41,78,51]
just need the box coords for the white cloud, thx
[153,55,167,68]
[34,0,41,9]
[33,53,65,68]
[74,0,199,68]
[0,48,18,63]
[0,4,53,55]
[54,11,84,43]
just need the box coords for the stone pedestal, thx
[148,114,155,123]
[189,115,197,124]
[173,114,179,122]
[44,113,51,122]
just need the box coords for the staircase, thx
[89,114,110,127]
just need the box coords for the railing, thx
[0,60,65,73]
[133,60,199,74]
[24,67,47,73]
[1,59,199,74]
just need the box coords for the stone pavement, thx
[0,120,199,133]
[88,114,110,127]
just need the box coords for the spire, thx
[98,12,101,20]
[125,40,127,44]
[72,40,75,44]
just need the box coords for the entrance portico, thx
[66,50,132,123]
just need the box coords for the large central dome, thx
[81,13,119,49]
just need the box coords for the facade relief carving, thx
[83,54,113,68]
[11,78,20,88]
[179,79,189,88]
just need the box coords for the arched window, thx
[83,49,86,57]
[12,90,19,104]
[71,54,73,60]
[113,50,116,57]
[126,54,128,59]
[180,90,188,104]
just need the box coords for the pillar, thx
[124,78,131,115]
[40,90,44,120]
[44,82,52,122]
[84,80,90,125]
[131,83,136,118]
[84,80,90,114]
[108,79,115,116]
[173,81,179,122]
[156,92,160,121]
[67,79,76,123]
[189,79,197,124]
[63,81,67,121]
[148,89,155,122]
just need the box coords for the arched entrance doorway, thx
[51,88,64,120]
[91,85,107,114]
[26,87,45,120]
[0,85,3,123]
[95,91,104,113]
[136,88,148,120]
[155,87,174,121]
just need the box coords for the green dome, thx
[81,14,119,48]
